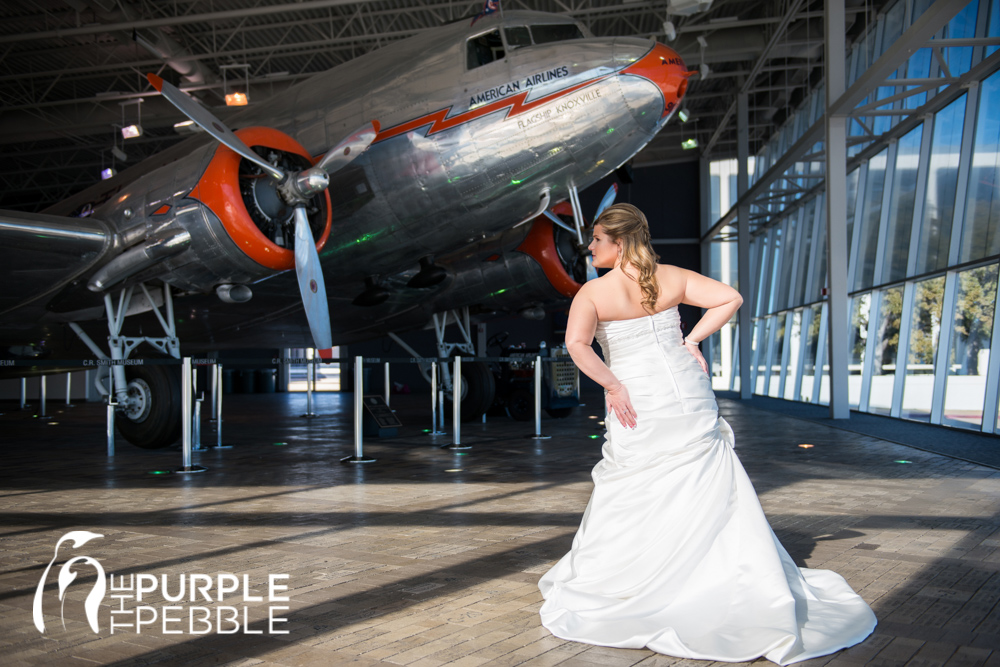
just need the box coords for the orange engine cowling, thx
[515,201,584,298]
[189,127,332,271]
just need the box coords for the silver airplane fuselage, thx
[28,10,688,349]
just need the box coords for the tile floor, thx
[1,390,998,666]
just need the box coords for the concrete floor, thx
[1,390,999,667]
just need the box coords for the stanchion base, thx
[441,443,472,450]
[427,430,447,436]
[210,444,233,450]
[525,434,552,440]
[341,455,377,464]
[175,465,208,474]
[300,413,318,418]
[65,403,76,408]
[192,444,209,451]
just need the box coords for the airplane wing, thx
[0,210,116,328]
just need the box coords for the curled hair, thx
[594,203,661,313]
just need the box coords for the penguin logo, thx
[33,531,106,634]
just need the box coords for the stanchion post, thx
[528,355,551,440]
[65,372,74,407]
[343,355,375,463]
[20,377,27,410]
[212,363,231,449]
[384,362,390,408]
[176,357,206,473]
[302,348,317,417]
[443,356,471,450]
[37,374,50,419]
[429,361,445,436]
[106,396,117,457]
[192,364,204,450]
[209,362,218,421]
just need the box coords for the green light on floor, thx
[606,128,615,134]
[511,179,522,185]
[422,429,431,433]
[894,460,912,464]
[588,434,600,439]
[456,452,467,456]
[273,442,288,446]
[147,470,172,475]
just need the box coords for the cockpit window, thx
[467,30,505,69]
[531,23,584,44]
[505,26,532,49]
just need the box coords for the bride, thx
[538,204,876,664]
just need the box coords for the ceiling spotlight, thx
[662,20,677,41]
[111,145,128,162]
[678,108,690,123]
[101,167,116,180]
[681,138,699,150]
[225,91,248,107]
[121,124,142,139]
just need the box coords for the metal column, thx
[443,356,471,449]
[343,355,376,463]
[529,356,551,440]
[825,0,850,419]
[301,348,317,417]
[736,90,753,400]
[175,357,206,473]
[213,363,231,449]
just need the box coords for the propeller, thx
[148,73,379,356]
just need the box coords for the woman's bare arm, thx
[679,268,743,344]
[565,285,637,428]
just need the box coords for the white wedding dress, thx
[538,307,876,665]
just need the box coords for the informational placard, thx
[364,395,402,428]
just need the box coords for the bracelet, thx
[684,339,701,346]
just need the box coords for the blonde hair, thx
[594,203,661,313]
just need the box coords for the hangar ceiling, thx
[0,0,885,212]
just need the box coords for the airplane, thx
[0,10,690,449]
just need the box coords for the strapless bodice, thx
[596,306,682,345]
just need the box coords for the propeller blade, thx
[315,121,381,176]
[593,183,619,220]
[293,207,333,351]
[147,73,284,181]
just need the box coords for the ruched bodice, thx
[538,308,876,664]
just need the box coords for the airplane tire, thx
[116,365,182,450]
[448,361,496,422]
[506,388,534,422]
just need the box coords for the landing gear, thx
[449,360,496,422]
[70,282,182,450]
[387,306,496,421]
[116,365,182,449]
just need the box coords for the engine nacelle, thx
[83,127,331,295]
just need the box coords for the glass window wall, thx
[848,294,871,407]
[855,151,888,290]
[901,276,946,421]
[703,0,999,436]
[868,287,904,415]
[882,126,923,284]
[942,263,998,428]
[961,69,1000,262]
[916,96,966,274]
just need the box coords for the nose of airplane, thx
[620,42,693,119]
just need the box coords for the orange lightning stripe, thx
[373,75,613,144]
